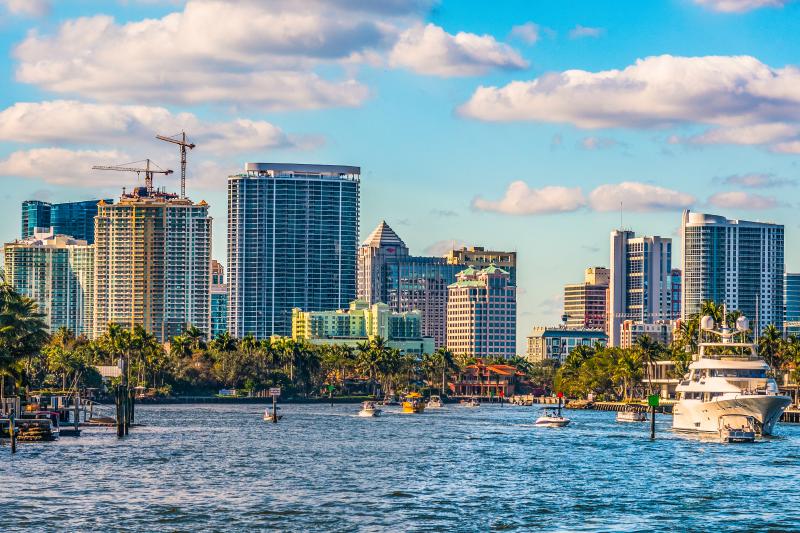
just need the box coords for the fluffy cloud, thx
[11,0,429,109]
[510,22,540,44]
[680,123,798,145]
[389,23,527,77]
[568,25,604,39]
[693,0,791,12]
[472,181,585,215]
[580,136,620,150]
[0,148,133,187]
[589,182,695,212]
[0,101,297,154]
[459,55,800,129]
[719,173,797,188]
[707,191,782,209]
[771,140,800,153]
[1,0,49,17]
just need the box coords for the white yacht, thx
[673,314,791,436]
[358,401,382,417]
[427,395,443,409]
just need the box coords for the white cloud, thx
[459,55,800,129]
[771,140,800,153]
[1,0,50,17]
[510,22,540,44]
[568,24,604,39]
[12,0,426,109]
[423,239,469,256]
[693,0,791,13]
[719,173,796,188]
[580,136,620,150]
[589,182,695,212]
[389,23,527,77]
[0,101,297,154]
[682,123,798,145]
[0,148,133,187]
[472,181,585,215]
[707,191,782,209]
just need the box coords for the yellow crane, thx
[91,159,173,193]
[156,131,195,198]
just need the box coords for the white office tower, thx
[609,230,672,347]
[681,210,783,337]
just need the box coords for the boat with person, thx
[401,393,425,414]
[427,395,443,409]
[263,407,283,421]
[616,406,647,423]
[718,414,756,443]
[358,401,382,417]
[462,397,480,408]
[534,407,571,427]
[672,314,791,436]
[380,395,400,406]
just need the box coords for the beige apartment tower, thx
[93,189,212,342]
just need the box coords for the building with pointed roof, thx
[446,265,516,359]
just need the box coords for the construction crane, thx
[156,131,195,198]
[91,159,173,194]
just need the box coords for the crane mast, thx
[156,131,195,198]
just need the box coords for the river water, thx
[2,403,799,532]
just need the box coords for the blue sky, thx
[1,0,800,351]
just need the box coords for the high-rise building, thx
[681,210,783,336]
[669,268,682,320]
[563,267,609,330]
[21,200,52,239]
[609,230,672,347]
[444,246,517,285]
[446,266,516,358]
[94,188,212,342]
[3,230,94,336]
[21,199,112,243]
[227,163,360,338]
[784,273,800,336]
[210,260,227,339]
[291,299,434,355]
[357,221,410,304]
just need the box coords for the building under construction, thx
[92,186,212,342]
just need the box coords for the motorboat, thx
[718,414,756,443]
[401,393,425,414]
[462,397,480,408]
[263,407,283,421]
[381,395,400,406]
[358,401,382,417]
[672,314,791,436]
[534,407,571,427]
[616,407,647,423]
[427,395,443,409]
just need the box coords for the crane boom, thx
[156,132,195,198]
[91,158,173,193]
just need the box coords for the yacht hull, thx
[672,395,791,435]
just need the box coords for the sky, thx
[1,0,800,352]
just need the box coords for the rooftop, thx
[362,220,407,248]
[242,163,360,177]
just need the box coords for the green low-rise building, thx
[292,300,434,355]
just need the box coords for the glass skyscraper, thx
[227,163,360,338]
[21,200,51,239]
[784,273,800,336]
[21,199,112,243]
[681,210,784,336]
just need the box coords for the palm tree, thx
[0,283,48,400]
[434,347,458,395]
[169,335,192,360]
[699,300,724,325]
[184,324,207,351]
[759,324,783,372]
[635,335,665,396]
[210,331,237,353]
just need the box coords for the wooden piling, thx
[10,416,16,454]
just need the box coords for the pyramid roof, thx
[363,220,407,248]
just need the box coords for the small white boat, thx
[263,407,283,421]
[616,407,647,423]
[358,401,382,417]
[719,414,756,443]
[534,407,571,427]
[462,397,480,408]
[427,395,443,409]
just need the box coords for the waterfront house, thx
[450,360,524,398]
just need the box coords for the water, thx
[2,404,800,532]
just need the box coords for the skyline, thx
[2,0,800,352]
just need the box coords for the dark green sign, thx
[647,394,660,407]
[327,384,335,392]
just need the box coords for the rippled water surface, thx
[2,403,800,532]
